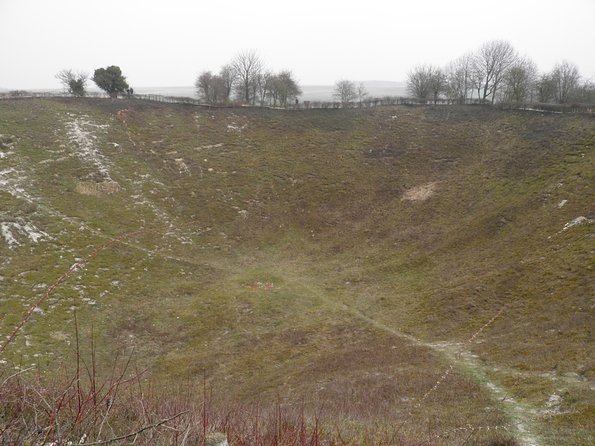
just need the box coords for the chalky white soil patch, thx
[1,219,50,248]
[0,167,36,203]
[543,393,563,416]
[174,158,190,174]
[64,114,112,179]
[195,143,224,150]
[402,182,437,201]
[226,114,249,134]
[0,129,92,244]
[561,216,592,231]
[0,136,55,248]
[227,123,247,133]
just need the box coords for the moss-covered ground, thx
[0,98,592,445]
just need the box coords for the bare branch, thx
[79,411,190,445]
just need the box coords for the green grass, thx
[0,98,593,445]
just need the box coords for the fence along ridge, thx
[1,90,593,113]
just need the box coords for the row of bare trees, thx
[195,50,302,106]
[408,40,594,105]
[332,80,369,106]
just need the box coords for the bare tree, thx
[255,71,274,106]
[502,57,538,103]
[550,61,581,103]
[195,71,228,103]
[429,68,446,104]
[333,80,357,106]
[445,54,473,104]
[576,79,595,103]
[231,50,263,104]
[357,82,368,106]
[407,65,430,100]
[219,64,237,102]
[470,63,485,101]
[536,73,557,103]
[195,71,214,102]
[407,65,444,101]
[472,40,518,103]
[56,69,89,97]
[272,71,302,107]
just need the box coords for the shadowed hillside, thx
[0,98,593,445]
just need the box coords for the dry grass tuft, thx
[76,180,122,196]
[401,182,438,201]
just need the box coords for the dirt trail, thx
[70,212,549,446]
[288,280,546,446]
[431,343,542,446]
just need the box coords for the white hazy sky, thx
[1,0,594,89]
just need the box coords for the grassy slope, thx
[0,98,593,444]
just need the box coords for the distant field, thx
[0,98,593,445]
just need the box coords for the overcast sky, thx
[1,0,594,89]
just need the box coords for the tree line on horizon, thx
[195,50,302,107]
[405,39,594,105]
[53,51,302,107]
[55,66,131,99]
[50,42,593,108]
